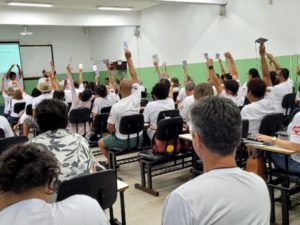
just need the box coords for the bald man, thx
[98,79,142,167]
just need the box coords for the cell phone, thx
[92,65,97,72]
[215,53,220,60]
[123,41,128,50]
[78,64,83,70]
[255,38,268,44]
[182,60,187,66]
[152,54,159,63]
[204,53,209,59]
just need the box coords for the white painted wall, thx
[0,26,93,74]
[88,0,300,68]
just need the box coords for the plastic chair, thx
[101,106,112,114]
[57,170,117,210]
[69,108,91,136]
[0,136,28,155]
[157,109,180,123]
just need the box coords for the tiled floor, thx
[96,153,300,225]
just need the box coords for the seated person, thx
[8,88,26,124]
[259,44,293,114]
[98,79,141,167]
[0,143,109,225]
[242,68,261,88]
[179,83,214,129]
[162,96,270,225]
[66,64,93,136]
[206,58,245,106]
[241,78,276,138]
[143,83,175,141]
[92,84,116,119]
[1,75,14,118]
[257,111,300,174]
[31,99,101,181]
[0,116,14,138]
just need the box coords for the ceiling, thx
[0,0,163,11]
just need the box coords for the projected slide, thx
[0,43,23,89]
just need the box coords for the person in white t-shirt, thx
[32,81,53,117]
[259,44,293,114]
[257,111,300,174]
[144,83,175,141]
[5,64,23,89]
[178,81,195,124]
[98,50,142,166]
[179,83,214,129]
[0,143,109,225]
[0,115,14,138]
[206,58,246,107]
[8,88,26,124]
[241,78,276,139]
[37,69,50,84]
[92,84,116,118]
[1,75,14,117]
[162,96,270,225]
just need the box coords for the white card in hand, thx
[78,64,83,70]
[152,54,159,63]
[123,41,128,50]
[92,65,97,72]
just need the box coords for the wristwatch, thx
[272,137,278,145]
[208,65,214,70]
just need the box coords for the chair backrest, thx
[141,91,147,98]
[281,93,296,115]
[69,108,91,124]
[0,136,28,155]
[0,128,5,138]
[100,106,112,114]
[155,117,183,141]
[173,92,179,102]
[291,107,300,121]
[93,113,109,134]
[157,109,180,123]
[25,104,33,116]
[140,99,148,107]
[242,119,249,138]
[13,102,26,114]
[56,170,117,210]
[119,114,144,135]
[259,113,284,136]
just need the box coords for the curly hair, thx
[0,143,60,194]
[36,99,68,132]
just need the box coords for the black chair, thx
[69,108,91,136]
[259,113,284,136]
[173,92,179,102]
[236,120,249,168]
[141,90,147,98]
[282,93,296,116]
[57,170,117,210]
[135,117,192,196]
[101,106,112,114]
[108,114,144,175]
[140,99,148,107]
[0,136,28,155]
[157,109,180,123]
[0,128,5,138]
[89,113,109,148]
[25,104,33,116]
[13,102,26,114]
[282,93,296,126]
[290,107,300,121]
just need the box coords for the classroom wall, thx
[0,25,93,74]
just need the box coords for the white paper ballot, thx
[92,65,97,72]
[78,64,83,70]
[123,41,128,50]
[152,54,159,63]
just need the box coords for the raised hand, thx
[125,50,132,59]
[259,43,266,55]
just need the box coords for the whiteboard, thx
[20,45,53,78]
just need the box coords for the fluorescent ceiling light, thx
[157,0,226,4]
[6,2,54,7]
[97,6,133,11]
